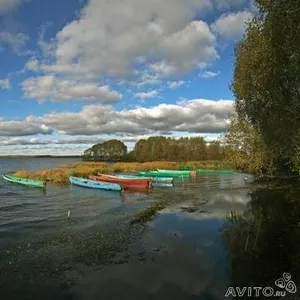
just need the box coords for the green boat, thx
[2,174,46,188]
[197,169,234,174]
[137,170,190,178]
[157,169,191,176]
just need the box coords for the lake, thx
[0,158,299,299]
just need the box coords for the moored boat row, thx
[2,168,234,191]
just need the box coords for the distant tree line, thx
[82,136,225,162]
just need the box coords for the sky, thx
[0,0,255,155]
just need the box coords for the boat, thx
[157,169,191,176]
[136,171,178,178]
[115,174,174,183]
[152,182,173,188]
[137,171,189,178]
[2,174,46,188]
[90,174,152,190]
[197,169,234,174]
[139,169,190,177]
[69,176,122,191]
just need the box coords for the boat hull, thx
[115,174,174,183]
[90,175,151,190]
[197,169,234,174]
[152,182,173,188]
[2,174,45,188]
[157,169,191,176]
[137,171,189,178]
[69,176,122,191]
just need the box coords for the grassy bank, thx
[14,160,232,185]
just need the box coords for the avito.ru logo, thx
[225,273,297,297]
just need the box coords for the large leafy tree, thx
[231,0,300,172]
[83,139,127,161]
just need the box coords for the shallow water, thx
[0,158,299,299]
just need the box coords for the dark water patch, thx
[222,183,300,297]
[0,191,20,197]
[78,212,230,300]
[0,202,35,212]
[0,222,146,299]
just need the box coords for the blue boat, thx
[152,182,173,188]
[115,174,174,183]
[69,176,122,191]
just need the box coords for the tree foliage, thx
[133,136,215,162]
[83,137,226,162]
[228,0,300,173]
[83,139,127,161]
[224,113,274,174]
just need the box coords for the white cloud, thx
[0,132,225,155]
[211,11,253,41]
[0,0,22,13]
[22,75,122,103]
[199,71,220,79]
[0,119,53,136]
[0,31,29,54]
[149,61,177,78]
[167,81,185,89]
[134,90,158,100]
[37,23,56,58]
[25,58,40,71]
[0,136,104,146]
[0,99,234,137]
[0,144,90,156]
[137,73,162,87]
[38,0,217,81]
[0,78,10,89]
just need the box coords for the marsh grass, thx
[130,201,167,224]
[14,160,231,184]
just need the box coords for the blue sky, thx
[0,0,255,155]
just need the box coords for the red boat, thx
[89,174,152,190]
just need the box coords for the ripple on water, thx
[0,164,253,299]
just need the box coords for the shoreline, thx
[0,155,81,158]
[13,160,231,185]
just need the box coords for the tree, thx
[134,139,148,162]
[83,140,127,161]
[230,0,300,173]
[223,113,278,174]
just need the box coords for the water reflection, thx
[2,167,275,300]
[222,184,300,299]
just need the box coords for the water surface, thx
[1,158,299,299]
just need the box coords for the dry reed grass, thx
[14,160,231,185]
